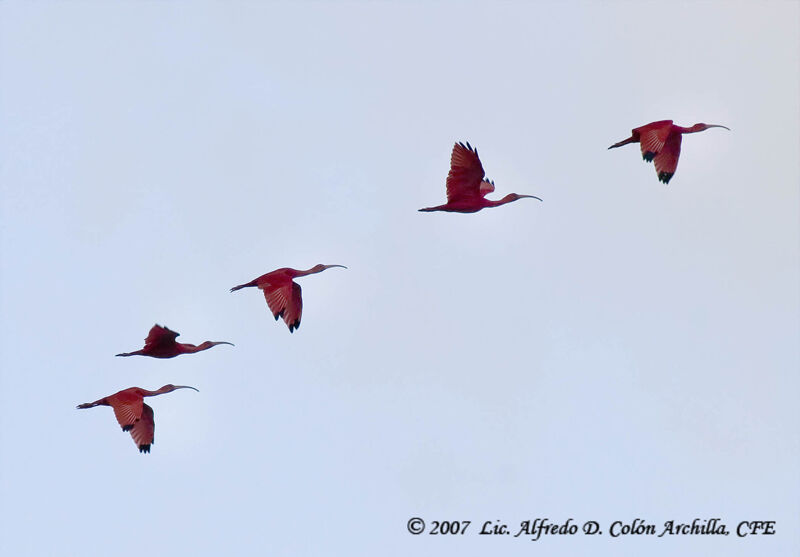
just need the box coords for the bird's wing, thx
[478,179,495,197]
[262,282,303,332]
[654,131,682,184]
[445,142,485,202]
[144,324,179,348]
[110,393,143,431]
[637,121,673,161]
[130,403,155,453]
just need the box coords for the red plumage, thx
[77,385,199,453]
[419,141,542,213]
[230,264,346,333]
[609,120,729,184]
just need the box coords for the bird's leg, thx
[608,136,636,149]
[115,350,144,357]
[76,398,107,409]
[230,279,258,292]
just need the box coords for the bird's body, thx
[230,264,346,332]
[608,120,729,184]
[76,384,198,453]
[116,324,233,358]
[419,141,542,213]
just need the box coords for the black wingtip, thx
[642,151,655,162]
[122,425,133,432]
[658,172,673,184]
[138,444,151,454]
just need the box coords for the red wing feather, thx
[654,131,682,184]
[144,325,179,348]
[262,282,303,332]
[130,403,155,453]
[109,392,143,431]
[478,179,495,197]
[445,142,485,202]
[636,120,673,160]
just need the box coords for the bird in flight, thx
[608,120,729,184]
[77,384,199,453]
[230,264,346,333]
[419,141,542,213]
[116,324,233,358]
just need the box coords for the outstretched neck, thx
[487,193,542,207]
[677,123,729,134]
[141,386,174,397]
[676,124,705,134]
[295,264,346,277]
[487,194,518,207]
[177,342,202,353]
[296,265,329,277]
[182,341,232,353]
[142,384,199,398]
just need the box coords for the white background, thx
[1,2,798,556]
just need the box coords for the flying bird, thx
[116,324,233,358]
[77,384,199,453]
[230,264,347,332]
[608,120,729,184]
[419,141,542,213]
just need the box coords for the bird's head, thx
[502,193,543,203]
[693,123,730,132]
[312,264,348,272]
[161,384,200,393]
[198,341,234,349]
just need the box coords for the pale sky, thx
[1,2,798,556]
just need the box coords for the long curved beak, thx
[325,265,348,269]
[175,385,200,392]
[709,124,730,130]
[213,341,234,347]
[520,195,543,202]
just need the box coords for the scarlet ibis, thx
[76,384,199,453]
[608,120,729,184]
[419,141,542,213]
[115,324,233,358]
[230,264,346,333]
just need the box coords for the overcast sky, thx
[1,2,798,556]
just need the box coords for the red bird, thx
[419,141,542,213]
[77,384,199,453]
[230,264,346,332]
[608,120,729,184]
[116,324,233,358]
